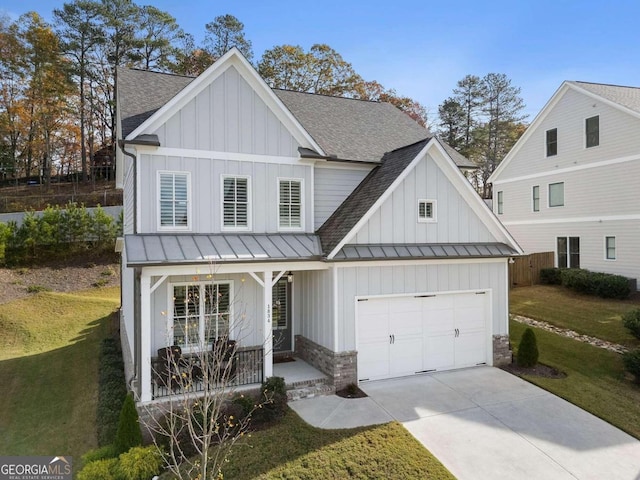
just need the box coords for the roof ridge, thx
[384,137,431,155]
[123,67,197,80]
[572,80,640,90]
[274,88,384,104]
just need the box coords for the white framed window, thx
[496,191,504,215]
[417,199,437,222]
[278,178,303,230]
[532,185,540,212]
[546,128,557,157]
[221,175,251,231]
[557,236,580,268]
[586,115,599,148]
[605,236,616,260]
[158,171,190,230]
[170,281,233,351]
[549,182,564,207]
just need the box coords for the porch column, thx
[139,272,152,402]
[263,269,273,378]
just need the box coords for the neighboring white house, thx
[489,81,640,287]
[116,48,521,404]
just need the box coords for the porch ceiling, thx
[125,233,322,266]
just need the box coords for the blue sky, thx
[3,0,640,124]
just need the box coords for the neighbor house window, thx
[586,115,599,148]
[159,171,189,229]
[418,199,437,222]
[532,185,540,212]
[549,182,564,207]
[278,179,303,229]
[546,128,557,157]
[497,191,504,214]
[557,236,580,268]
[171,282,231,349]
[222,176,250,230]
[605,236,616,260]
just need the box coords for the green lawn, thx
[510,320,640,439]
[510,285,640,347]
[222,410,454,480]
[0,287,120,461]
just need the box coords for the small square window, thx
[586,115,599,148]
[546,128,557,157]
[549,182,564,207]
[532,185,540,212]
[497,191,504,215]
[418,199,436,222]
[605,236,616,260]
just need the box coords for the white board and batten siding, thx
[294,269,334,350]
[152,65,299,157]
[314,166,372,229]
[355,153,495,244]
[137,155,313,234]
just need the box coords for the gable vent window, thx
[497,191,504,215]
[586,115,599,148]
[278,179,303,230]
[418,199,437,222]
[546,128,557,157]
[222,176,250,230]
[159,171,189,229]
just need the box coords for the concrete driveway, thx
[290,367,640,480]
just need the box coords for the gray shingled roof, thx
[125,233,322,266]
[570,81,640,114]
[317,139,430,255]
[118,67,193,138]
[274,89,432,163]
[117,68,473,167]
[334,243,518,260]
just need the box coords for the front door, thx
[272,277,292,352]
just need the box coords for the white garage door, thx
[357,291,489,382]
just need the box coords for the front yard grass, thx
[510,320,640,439]
[222,409,454,480]
[510,285,640,347]
[0,287,120,461]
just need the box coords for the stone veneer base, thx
[295,335,357,391]
[493,334,512,366]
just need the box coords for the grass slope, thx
[0,287,119,460]
[223,410,454,480]
[510,285,640,347]
[510,320,640,439]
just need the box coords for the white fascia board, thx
[326,139,435,259]
[125,48,325,156]
[428,139,524,255]
[141,260,329,277]
[489,82,571,183]
[134,146,313,166]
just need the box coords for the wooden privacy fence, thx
[509,251,555,287]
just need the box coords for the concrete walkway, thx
[290,367,640,480]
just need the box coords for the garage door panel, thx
[456,306,486,331]
[358,312,389,343]
[358,341,390,381]
[455,331,487,367]
[391,313,423,336]
[391,337,423,376]
[424,333,455,371]
[358,298,387,316]
[424,309,455,335]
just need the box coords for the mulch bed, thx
[501,362,566,379]
[336,385,368,399]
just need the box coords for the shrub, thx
[517,328,539,368]
[560,268,630,299]
[76,458,119,480]
[596,274,631,299]
[118,445,163,480]
[540,268,562,285]
[115,394,142,454]
[26,284,51,293]
[97,338,126,446]
[255,376,288,424]
[81,444,119,463]
[623,309,640,340]
[623,349,640,384]
[232,393,257,417]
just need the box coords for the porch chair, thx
[154,345,186,391]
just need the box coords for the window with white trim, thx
[532,185,540,212]
[557,236,580,268]
[546,128,557,157]
[605,236,616,260]
[278,179,302,229]
[171,282,231,349]
[549,182,564,207]
[159,171,189,229]
[586,115,599,148]
[497,191,504,215]
[418,199,436,222]
[222,176,250,230]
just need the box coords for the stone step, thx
[286,376,329,390]
[287,382,335,402]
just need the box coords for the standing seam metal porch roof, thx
[333,243,519,260]
[125,233,322,266]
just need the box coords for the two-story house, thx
[116,48,521,404]
[489,81,640,287]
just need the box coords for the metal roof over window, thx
[125,234,322,266]
[333,243,519,261]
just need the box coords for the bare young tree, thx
[141,270,279,479]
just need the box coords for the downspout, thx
[118,140,137,234]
